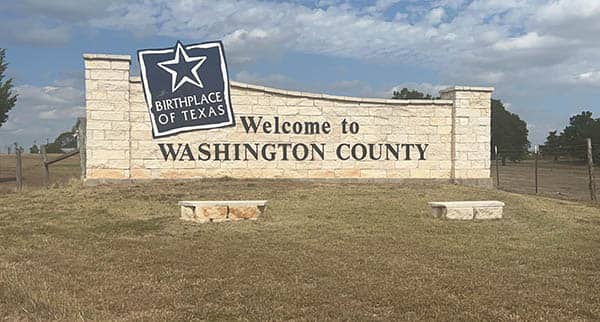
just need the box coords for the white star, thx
[157,42,207,93]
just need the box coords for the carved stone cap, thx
[440,86,494,93]
[83,53,131,61]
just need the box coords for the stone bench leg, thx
[431,206,503,220]
[473,207,502,219]
[229,206,261,221]
[199,206,229,222]
[444,207,475,220]
[431,207,474,220]
[180,205,228,223]
[180,204,266,223]
[180,205,198,222]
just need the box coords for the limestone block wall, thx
[440,87,493,180]
[84,54,131,179]
[84,53,493,184]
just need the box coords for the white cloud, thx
[7,0,600,93]
[0,1,117,46]
[492,32,564,51]
[82,0,600,92]
[426,7,445,25]
[0,81,84,148]
[0,19,70,46]
[6,0,600,145]
[39,109,59,120]
[571,70,600,86]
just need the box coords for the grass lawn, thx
[0,180,599,320]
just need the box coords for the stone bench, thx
[428,201,504,220]
[179,200,268,223]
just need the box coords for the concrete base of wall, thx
[83,177,494,188]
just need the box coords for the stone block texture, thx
[429,201,504,220]
[83,54,493,182]
[179,202,266,223]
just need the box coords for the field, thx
[1,178,600,320]
[0,154,81,193]
[492,160,600,201]
[2,153,600,202]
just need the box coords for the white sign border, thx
[137,41,234,138]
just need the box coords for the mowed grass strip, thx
[0,180,599,321]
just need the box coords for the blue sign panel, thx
[138,41,234,137]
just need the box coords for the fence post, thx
[495,146,500,187]
[534,145,539,194]
[78,117,87,180]
[586,138,597,202]
[41,145,49,187]
[15,144,22,192]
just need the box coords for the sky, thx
[1,0,600,150]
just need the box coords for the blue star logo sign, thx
[157,42,207,93]
[138,40,235,138]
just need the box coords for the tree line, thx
[394,88,530,164]
[395,86,600,164]
[541,111,600,162]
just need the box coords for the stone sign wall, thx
[83,53,493,185]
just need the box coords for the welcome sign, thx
[137,41,426,163]
[138,41,234,137]
[83,50,493,185]
[157,117,430,162]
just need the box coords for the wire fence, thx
[493,143,599,201]
[0,151,81,193]
[2,142,600,202]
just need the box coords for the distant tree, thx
[30,144,39,154]
[44,120,79,153]
[392,88,433,99]
[44,142,62,153]
[54,131,77,149]
[491,99,530,165]
[541,130,562,161]
[0,48,17,128]
[557,111,600,161]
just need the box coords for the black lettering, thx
[262,144,276,161]
[197,143,211,161]
[402,144,414,160]
[385,144,400,160]
[416,144,429,160]
[240,116,262,133]
[281,121,291,134]
[322,122,331,134]
[243,144,259,160]
[311,144,325,160]
[158,143,181,161]
[293,144,309,161]
[279,143,292,160]
[369,144,382,160]
[352,144,367,160]
[214,143,230,161]
[336,143,351,160]
[180,144,195,161]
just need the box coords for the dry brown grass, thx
[0,154,81,193]
[1,179,599,321]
